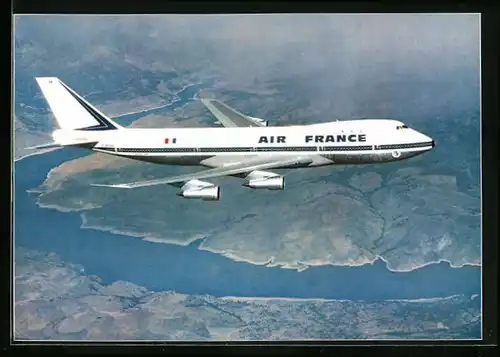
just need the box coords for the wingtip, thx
[200,96,217,104]
[90,183,131,189]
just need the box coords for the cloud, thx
[15,14,480,79]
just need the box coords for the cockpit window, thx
[396,125,409,130]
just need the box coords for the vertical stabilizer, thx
[35,77,123,131]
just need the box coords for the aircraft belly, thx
[322,150,424,165]
[139,153,326,169]
[199,155,260,168]
[308,155,335,167]
[104,153,212,166]
[137,155,214,166]
[94,149,427,169]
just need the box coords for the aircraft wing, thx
[92,156,312,189]
[201,98,268,128]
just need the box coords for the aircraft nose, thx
[422,133,434,149]
[413,130,434,149]
[425,134,434,147]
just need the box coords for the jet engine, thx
[242,171,285,190]
[176,179,220,201]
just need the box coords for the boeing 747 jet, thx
[32,77,435,201]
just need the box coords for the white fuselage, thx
[35,77,436,198]
[56,119,434,168]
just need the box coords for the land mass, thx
[15,247,481,340]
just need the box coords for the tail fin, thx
[35,77,123,131]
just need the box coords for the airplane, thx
[31,77,435,201]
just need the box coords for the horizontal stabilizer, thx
[25,142,61,150]
[25,140,98,151]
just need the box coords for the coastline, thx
[74,211,481,274]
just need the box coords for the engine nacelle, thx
[243,175,284,190]
[177,180,220,201]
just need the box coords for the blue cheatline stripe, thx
[94,142,432,154]
[59,81,118,131]
[376,142,433,150]
[115,147,320,153]
[320,145,373,152]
